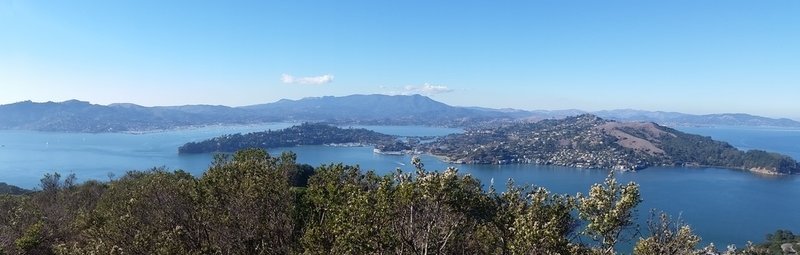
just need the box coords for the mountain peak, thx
[61,99,91,105]
[109,103,145,109]
[237,94,502,126]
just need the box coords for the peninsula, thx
[423,115,800,174]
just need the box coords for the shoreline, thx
[418,152,796,176]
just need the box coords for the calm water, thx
[0,124,798,248]
[678,126,800,160]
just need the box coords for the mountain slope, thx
[242,94,508,125]
[0,100,194,132]
[0,95,507,132]
[0,100,270,132]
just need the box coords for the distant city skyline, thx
[2,1,799,119]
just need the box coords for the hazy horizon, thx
[2,1,798,119]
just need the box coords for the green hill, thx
[425,114,799,174]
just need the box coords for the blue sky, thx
[1,1,799,119]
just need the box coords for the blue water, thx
[0,124,798,248]
[0,124,464,188]
[677,126,800,160]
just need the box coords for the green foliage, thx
[578,172,642,254]
[633,211,700,255]
[300,164,392,254]
[55,169,197,254]
[387,166,491,254]
[289,163,316,187]
[658,130,800,174]
[299,158,585,254]
[753,229,800,255]
[197,148,295,254]
[15,220,43,253]
[499,184,582,254]
[53,149,298,255]
[0,195,40,254]
[741,151,799,174]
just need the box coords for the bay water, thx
[0,123,798,247]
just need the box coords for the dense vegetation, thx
[1,149,795,254]
[655,126,800,174]
[179,123,399,154]
[426,115,800,174]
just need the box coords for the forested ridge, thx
[1,149,797,255]
[178,123,400,154]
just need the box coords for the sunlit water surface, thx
[1,124,798,248]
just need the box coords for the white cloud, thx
[395,83,453,95]
[281,74,334,85]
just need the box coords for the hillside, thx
[242,94,508,125]
[425,114,800,174]
[0,95,508,132]
[0,100,269,132]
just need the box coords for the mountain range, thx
[1,95,798,132]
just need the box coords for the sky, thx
[1,0,799,119]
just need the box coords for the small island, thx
[178,123,404,154]
[179,116,800,175]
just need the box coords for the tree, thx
[389,165,490,254]
[300,164,393,254]
[758,229,800,254]
[196,149,295,254]
[577,172,642,254]
[54,169,198,254]
[15,220,44,253]
[289,163,315,187]
[505,185,582,255]
[0,195,41,254]
[633,211,700,255]
[301,158,495,254]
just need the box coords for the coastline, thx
[417,152,795,176]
